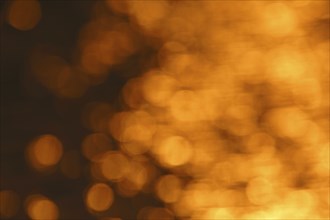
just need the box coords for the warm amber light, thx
[266,107,310,138]
[26,195,59,220]
[141,71,178,107]
[86,183,114,212]
[156,175,182,203]
[246,177,274,205]
[7,0,329,219]
[260,2,297,37]
[100,151,130,181]
[128,0,170,32]
[155,135,192,167]
[108,111,156,144]
[168,90,202,122]
[7,0,41,31]
[27,134,63,170]
[82,133,113,161]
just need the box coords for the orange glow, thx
[260,3,297,37]
[168,90,203,122]
[82,133,113,161]
[78,23,137,76]
[156,175,182,203]
[7,1,329,219]
[117,159,155,197]
[266,48,311,83]
[100,151,130,181]
[26,195,59,220]
[120,142,150,156]
[86,183,114,212]
[80,41,111,76]
[246,177,274,205]
[0,190,20,218]
[244,132,275,154]
[154,135,192,167]
[90,160,106,181]
[141,71,178,107]
[127,0,170,32]
[27,134,63,170]
[109,111,156,143]
[106,0,129,14]
[266,107,310,138]
[199,208,234,220]
[122,77,144,109]
[7,0,41,31]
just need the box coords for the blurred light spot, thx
[155,136,192,167]
[313,142,330,176]
[266,107,310,138]
[0,190,20,218]
[156,175,182,203]
[109,111,156,143]
[158,41,187,68]
[246,177,274,205]
[54,66,88,98]
[26,195,59,220]
[82,133,112,161]
[100,151,130,181]
[226,105,255,121]
[164,52,194,76]
[261,3,297,37]
[122,77,144,109]
[279,190,317,218]
[90,161,105,181]
[7,0,41,31]
[142,71,178,107]
[186,182,216,208]
[120,142,150,156]
[80,41,110,77]
[128,0,169,32]
[86,183,114,212]
[168,90,202,122]
[244,132,275,154]
[200,208,234,220]
[267,49,309,82]
[78,24,137,76]
[106,0,129,14]
[197,89,224,121]
[117,159,155,197]
[292,79,322,109]
[117,180,140,198]
[27,134,63,170]
[124,160,148,190]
